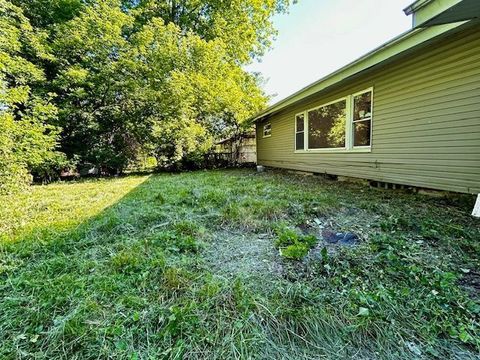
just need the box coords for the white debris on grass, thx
[472,194,480,218]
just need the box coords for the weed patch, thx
[274,226,318,260]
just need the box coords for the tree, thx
[8,0,292,173]
[11,0,84,29]
[0,0,65,193]
[51,0,136,173]
[123,18,266,166]
[128,0,292,63]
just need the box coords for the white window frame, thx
[351,87,373,149]
[263,122,272,138]
[294,111,306,151]
[293,87,373,153]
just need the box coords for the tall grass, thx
[0,169,478,359]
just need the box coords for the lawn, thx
[0,169,479,359]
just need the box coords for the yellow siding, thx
[256,23,480,194]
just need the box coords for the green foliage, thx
[9,0,281,173]
[0,116,31,193]
[11,0,84,28]
[150,230,201,254]
[309,233,480,349]
[280,242,309,260]
[0,0,64,192]
[127,0,293,64]
[302,234,318,248]
[30,151,75,182]
[274,227,299,248]
[0,170,479,358]
[275,227,318,260]
[110,249,142,273]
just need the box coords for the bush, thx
[31,152,75,183]
[0,116,66,192]
[0,3,65,193]
[0,159,32,194]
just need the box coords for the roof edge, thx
[403,0,435,15]
[251,20,467,122]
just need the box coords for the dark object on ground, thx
[322,230,359,245]
[459,269,480,300]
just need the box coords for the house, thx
[253,0,480,195]
[213,131,257,165]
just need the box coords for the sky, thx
[246,0,414,104]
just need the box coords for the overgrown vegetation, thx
[0,0,68,192]
[1,0,292,192]
[1,169,479,359]
[274,226,318,260]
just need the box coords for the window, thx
[293,87,373,152]
[295,113,305,150]
[263,122,272,138]
[352,90,372,147]
[307,99,346,149]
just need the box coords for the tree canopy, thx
[1,0,293,191]
[0,0,66,192]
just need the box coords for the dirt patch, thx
[299,206,379,239]
[203,231,282,283]
[296,213,366,257]
[459,270,480,300]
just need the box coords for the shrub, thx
[0,157,32,194]
[31,151,74,183]
[0,3,65,193]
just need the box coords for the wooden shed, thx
[214,131,256,165]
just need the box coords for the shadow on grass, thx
[0,170,479,359]
[0,174,192,358]
[0,171,305,359]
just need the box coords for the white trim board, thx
[472,194,480,218]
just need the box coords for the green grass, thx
[0,169,479,359]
